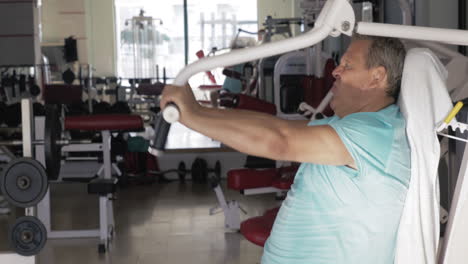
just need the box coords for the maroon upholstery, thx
[271,177,294,190]
[236,94,277,115]
[43,84,82,104]
[227,168,278,190]
[303,58,336,117]
[240,207,280,247]
[263,207,280,217]
[65,114,143,131]
[227,165,299,191]
[136,83,164,96]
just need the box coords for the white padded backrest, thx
[395,48,453,264]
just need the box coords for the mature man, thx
[161,35,410,264]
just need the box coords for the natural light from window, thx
[114,0,257,91]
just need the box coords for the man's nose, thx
[332,66,342,79]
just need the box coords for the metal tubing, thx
[357,22,468,46]
[0,139,92,146]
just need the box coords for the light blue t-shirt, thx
[262,104,411,264]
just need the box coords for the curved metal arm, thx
[162,0,355,123]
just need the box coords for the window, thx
[115,0,185,80]
[187,0,258,88]
[114,0,257,87]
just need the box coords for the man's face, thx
[330,40,376,117]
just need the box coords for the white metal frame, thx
[210,184,242,230]
[35,120,116,251]
[210,182,287,230]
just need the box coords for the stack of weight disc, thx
[0,158,49,256]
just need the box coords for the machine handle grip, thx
[152,112,172,151]
[162,103,181,124]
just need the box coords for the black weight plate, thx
[0,158,49,207]
[33,102,45,116]
[110,101,131,114]
[62,69,75,85]
[178,162,186,182]
[30,84,41,96]
[191,158,208,184]
[4,103,21,127]
[45,105,62,180]
[9,216,47,256]
[93,101,112,114]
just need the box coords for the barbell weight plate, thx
[62,69,75,85]
[9,216,47,256]
[33,102,45,116]
[178,162,186,183]
[4,103,21,127]
[0,158,49,208]
[93,101,112,114]
[110,101,131,114]
[44,105,62,180]
[191,158,208,184]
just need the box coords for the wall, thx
[41,0,88,62]
[415,0,458,28]
[41,0,116,76]
[257,0,294,27]
[84,0,116,77]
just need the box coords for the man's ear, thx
[369,66,387,89]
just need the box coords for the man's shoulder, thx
[336,104,403,130]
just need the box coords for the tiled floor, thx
[0,180,281,264]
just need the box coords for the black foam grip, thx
[153,113,171,151]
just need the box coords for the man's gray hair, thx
[352,34,406,99]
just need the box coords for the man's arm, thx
[184,107,354,166]
[160,84,355,167]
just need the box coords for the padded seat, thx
[271,176,294,190]
[236,94,277,115]
[240,207,279,247]
[65,114,144,132]
[227,165,298,191]
[227,168,278,190]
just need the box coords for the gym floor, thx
[0,180,280,264]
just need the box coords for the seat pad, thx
[240,207,279,247]
[227,165,298,190]
[227,168,277,190]
[65,114,143,131]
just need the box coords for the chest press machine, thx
[149,0,468,263]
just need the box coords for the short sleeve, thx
[328,113,394,173]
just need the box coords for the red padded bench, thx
[64,114,143,132]
[62,113,143,252]
[227,165,297,246]
[241,207,280,247]
[219,93,277,116]
[228,165,298,193]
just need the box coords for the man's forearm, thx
[182,107,294,160]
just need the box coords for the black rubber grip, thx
[153,113,171,151]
